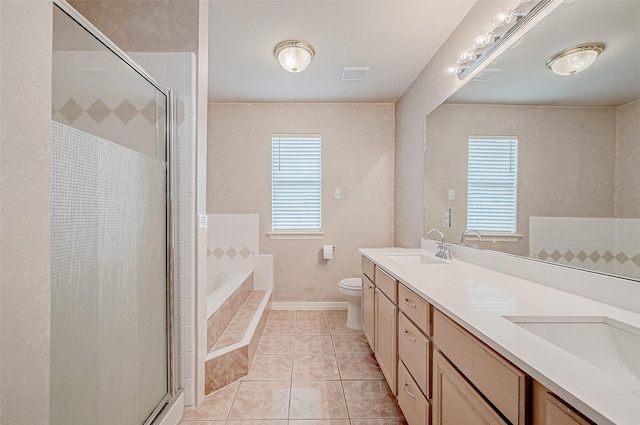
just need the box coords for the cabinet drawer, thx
[362,256,375,281]
[433,309,527,425]
[375,266,397,302]
[546,394,594,425]
[433,349,508,425]
[398,359,430,425]
[398,283,431,335]
[398,312,430,398]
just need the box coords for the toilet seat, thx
[338,277,362,291]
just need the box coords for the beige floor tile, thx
[336,352,384,380]
[325,310,347,322]
[180,381,239,421]
[292,353,340,380]
[269,310,296,321]
[350,420,407,425]
[331,335,372,353]
[289,381,349,419]
[263,319,296,336]
[225,421,287,424]
[245,354,292,380]
[294,335,334,354]
[296,310,328,320]
[295,319,330,335]
[178,421,225,424]
[328,319,363,336]
[227,381,291,420]
[342,380,403,419]
[288,420,350,425]
[256,335,295,354]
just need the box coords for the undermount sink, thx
[386,254,448,265]
[504,315,640,382]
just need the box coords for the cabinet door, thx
[546,394,594,425]
[362,274,376,349]
[375,289,397,395]
[433,350,508,425]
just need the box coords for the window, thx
[467,136,518,233]
[271,134,322,233]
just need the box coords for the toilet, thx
[338,277,363,330]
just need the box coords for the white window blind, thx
[272,135,321,232]
[467,136,518,233]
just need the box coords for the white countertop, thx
[358,247,640,425]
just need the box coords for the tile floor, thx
[180,310,407,425]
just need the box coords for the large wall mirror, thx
[425,0,640,280]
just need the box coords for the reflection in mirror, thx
[425,0,640,280]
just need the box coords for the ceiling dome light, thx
[274,40,315,73]
[546,43,605,76]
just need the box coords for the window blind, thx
[467,137,518,233]
[272,135,322,231]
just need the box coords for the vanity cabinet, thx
[374,266,398,395]
[361,257,376,348]
[433,309,527,425]
[433,349,508,425]
[532,380,596,425]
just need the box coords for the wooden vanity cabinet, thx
[433,349,509,425]
[374,266,398,395]
[532,380,596,425]
[433,308,527,425]
[361,258,376,348]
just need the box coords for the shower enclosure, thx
[51,2,177,424]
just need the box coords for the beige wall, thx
[425,104,617,256]
[69,0,198,53]
[208,103,395,303]
[615,99,640,218]
[0,1,52,424]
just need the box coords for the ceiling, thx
[208,0,475,103]
[447,0,640,107]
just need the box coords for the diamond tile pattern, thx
[239,247,252,259]
[86,99,111,124]
[113,99,138,124]
[227,247,238,259]
[59,98,84,123]
[55,97,161,126]
[535,248,640,270]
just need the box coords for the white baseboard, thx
[271,301,348,310]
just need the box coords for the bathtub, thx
[207,268,254,318]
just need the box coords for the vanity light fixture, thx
[444,0,555,79]
[546,43,605,76]
[274,40,315,73]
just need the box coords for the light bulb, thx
[457,48,479,64]
[443,65,462,76]
[473,31,499,49]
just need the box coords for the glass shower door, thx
[51,4,173,424]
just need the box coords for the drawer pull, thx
[403,330,416,342]
[403,383,417,399]
[404,298,417,308]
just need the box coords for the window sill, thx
[467,232,523,243]
[268,231,324,240]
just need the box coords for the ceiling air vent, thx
[341,67,370,81]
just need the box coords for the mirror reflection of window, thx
[467,136,518,234]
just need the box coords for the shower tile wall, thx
[530,217,640,279]
[131,52,197,406]
[55,50,198,405]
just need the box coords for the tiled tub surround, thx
[183,310,406,424]
[206,272,254,353]
[360,245,640,425]
[530,217,640,279]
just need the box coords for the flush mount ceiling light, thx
[546,43,605,76]
[274,40,315,73]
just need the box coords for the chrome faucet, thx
[425,228,451,260]
[461,229,482,246]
